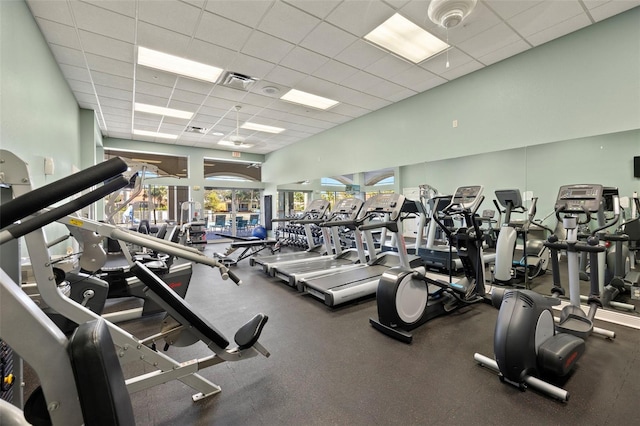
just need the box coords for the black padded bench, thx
[130,261,268,352]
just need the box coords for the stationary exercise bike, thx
[370,186,488,343]
[492,189,553,287]
[474,184,616,402]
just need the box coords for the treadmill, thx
[250,198,331,272]
[299,193,423,307]
[270,197,367,288]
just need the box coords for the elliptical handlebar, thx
[432,195,484,241]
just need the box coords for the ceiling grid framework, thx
[24,0,640,154]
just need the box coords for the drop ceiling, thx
[26,0,640,155]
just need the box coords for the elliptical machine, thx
[370,185,487,343]
[492,189,553,287]
[474,184,616,402]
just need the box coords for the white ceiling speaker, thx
[428,0,477,29]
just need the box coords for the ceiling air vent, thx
[222,72,257,91]
[186,126,207,134]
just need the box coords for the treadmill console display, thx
[362,193,405,218]
[555,184,603,213]
[450,185,484,210]
[332,198,363,219]
[305,199,330,215]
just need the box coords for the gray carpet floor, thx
[118,243,640,425]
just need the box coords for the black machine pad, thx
[538,332,585,377]
[68,319,135,425]
[234,314,268,349]
[130,261,230,349]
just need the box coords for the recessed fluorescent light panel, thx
[137,46,224,83]
[218,140,253,149]
[280,89,339,110]
[133,129,178,140]
[364,14,449,63]
[241,122,285,134]
[134,103,194,120]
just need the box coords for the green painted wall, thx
[264,7,640,185]
[1,0,81,186]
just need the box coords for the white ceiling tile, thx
[383,86,417,102]
[312,60,360,84]
[279,47,328,74]
[484,0,540,20]
[420,48,473,76]
[242,92,278,108]
[80,0,137,18]
[330,103,372,118]
[476,39,530,66]
[398,0,441,31]
[195,11,253,51]
[95,84,132,101]
[333,86,391,110]
[85,53,133,79]
[299,22,358,58]
[135,80,174,98]
[393,66,440,91]
[282,0,342,19]
[101,106,131,119]
[78,30,133,62]
[587,0,640,21]
[264,65,308,87]
[171,89,207,106]
[340,71,387,92]
[508,0,585,38]
[49,44,86,67]
[325,1,395,37]
[457,23,523,59]
[100,97,131,110]
[364,79,413,100]
[70,1,135,43]
[203,96,235,110]
[364,54,414,80]
[211,85,249,102]
[26,1,74,25]
[175,76,215,96]
[526,13,591,47]
[204,0,274,28]
[59,64,91,83]
[241,31,295,64]
[185,38,238,70]
[334,40,388,69]
[136,21,192,56]
[197,106,227,118]
[34,18,80,49]
[74,92,99,105]
[135,93,170,107]
[439,59,484,81]
[258,1,321,44]
[91,71,133,91]
[138,0,202,36]
[227,54,277,79]
[67,79,95,95]
[135,67,178,87]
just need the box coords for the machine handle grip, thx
[0,157,127,229]
[543,241,606,253]
[320,218,355,228]
[359,220,397,232]
[1,176,128,242]
[225,268,242,286]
